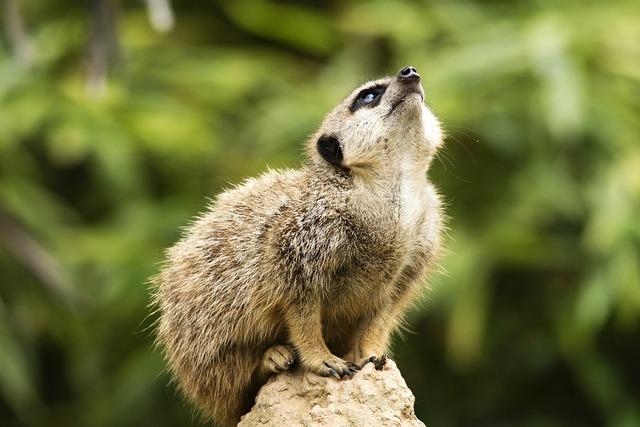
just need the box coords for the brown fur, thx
[152,68,445,426]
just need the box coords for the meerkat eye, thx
[351,85,387,112]
[362,92,376,103]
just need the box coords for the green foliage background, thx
[1,0,639,426]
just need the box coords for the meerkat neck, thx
[307,161,351,188]
[306,156,429,214]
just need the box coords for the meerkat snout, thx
[153,68,446,426]
[397,65,421,82]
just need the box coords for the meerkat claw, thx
[359,354,387,369]
[343,362,360,377]
[320,358,360,378]
[261,345,296,374]
[373,354,387,370]
[342,367,356,378]
[358,355,376,368]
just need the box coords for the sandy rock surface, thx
[238,359,425,426]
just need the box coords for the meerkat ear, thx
[317,135,344,169]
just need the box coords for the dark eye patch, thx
[350,85,387,113]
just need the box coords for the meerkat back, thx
[152,66,445,426]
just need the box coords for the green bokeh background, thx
[1,1,639,426]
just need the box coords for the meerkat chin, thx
[152,66,445,426]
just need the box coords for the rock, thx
[238,359,425,426]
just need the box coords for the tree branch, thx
[86,0,121,97]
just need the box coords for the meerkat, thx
[152,66,445,426]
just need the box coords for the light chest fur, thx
[398,154,429,234]
[330,160,441,313]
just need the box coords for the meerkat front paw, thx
[358,354,388,370]
[261,345,296,374]
[307,355,360,379]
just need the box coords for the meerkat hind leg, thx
[260,345,296,375]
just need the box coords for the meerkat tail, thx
[179,347,263,426]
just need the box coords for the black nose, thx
[398,66,420,83]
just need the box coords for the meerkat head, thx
[308,66,443,176]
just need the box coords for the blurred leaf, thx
[221,0,338,55]
[0,303,38,421]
